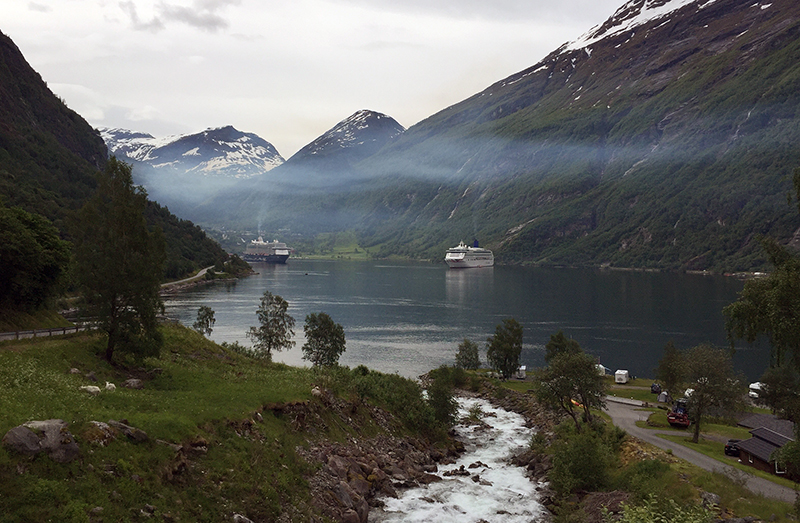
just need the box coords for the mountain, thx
[101,125,284,178]
[0,30,231,280]
[194,110,405,231]
[287,110,404,171]
[201,0,800,271]
[100,126,284,215]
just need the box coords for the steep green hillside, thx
[0,30,229,279]
[349,0,800,271]
[0,324,449,522]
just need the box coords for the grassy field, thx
[0,324,442,523]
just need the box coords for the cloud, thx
[27,2,51,12]
[119,0,241,33]
[119,1,166,32]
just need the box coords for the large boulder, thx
[2,419,80,463]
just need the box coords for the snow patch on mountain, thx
[99,126,284,179]
[563,0,719,53]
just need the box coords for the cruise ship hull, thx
[445,257,494,268]
[445,241,494,268]
[242,253,289,264]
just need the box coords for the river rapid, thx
[370,396,547,523]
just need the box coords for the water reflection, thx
[163,260,766,381]
[445,267,495,308]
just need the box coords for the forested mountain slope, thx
[350,0,800,270]
[0,30,229,279]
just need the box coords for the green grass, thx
[0,309,73,332]
[0,323,444,522]
[659,434,798,491]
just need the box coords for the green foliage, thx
[247,291,296,361]
[606,495,713,523]
[550,423,613,496]
[773,440,800,480]
[302,312,346,367]
[71,157,166,362]
[485,318,523,380]
[454,338,480,369]
[724,237,800,369]
[545,330,582,363]
[348,366,442,437]
[683,344,744,443]
[192,306,216,337]
[0,202,70,310]
[426,366,459,427]
[758,365,800,431]
[534,336,607,431]
[655,341,685,397]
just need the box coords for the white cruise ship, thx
[242,237,290,264]
[445,240,494,268]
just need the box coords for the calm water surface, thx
[163,260,767,381]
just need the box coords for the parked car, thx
[724,439,741,456]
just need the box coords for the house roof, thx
[736,427,794,463]
[737,413,795,438]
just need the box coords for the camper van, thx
[615,370,630,384]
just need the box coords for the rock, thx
[69,368,81,374]
[8,419,81,463]
[350,477,372,497]
[232,514,254,523]
[327,455,349,479]
[701,491,721,509]
[2,426,41,455]
[108,420,148,442]
[340,509,360,523]
[85,371,98,381]
[85,421,117,446]
[122,378,144,389]
[334,481,355,508]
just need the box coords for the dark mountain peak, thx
[288,109,404,164]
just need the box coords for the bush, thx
[550,423,613,496]
[427,366,459,427]
[606,495,713,523]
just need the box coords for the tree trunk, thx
[692,407,702,443]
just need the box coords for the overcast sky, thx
[3,0,623,157]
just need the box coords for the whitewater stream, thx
[369,397,548,523]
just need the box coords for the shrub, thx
[550,424,612,496]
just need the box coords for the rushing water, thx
[163,259,768,381]
[370,397,545,523]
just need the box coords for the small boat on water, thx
[445,240,494,268]
[242,237,290,264]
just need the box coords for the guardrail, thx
[0,324,90,342]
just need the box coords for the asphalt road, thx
[160,266,213,288]
[605,398,796,503]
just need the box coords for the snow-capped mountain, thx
[100,125,284,179]
[287,110,404,165]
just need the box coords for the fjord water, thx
[163,260,766,381]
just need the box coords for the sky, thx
[2,0,624,157]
